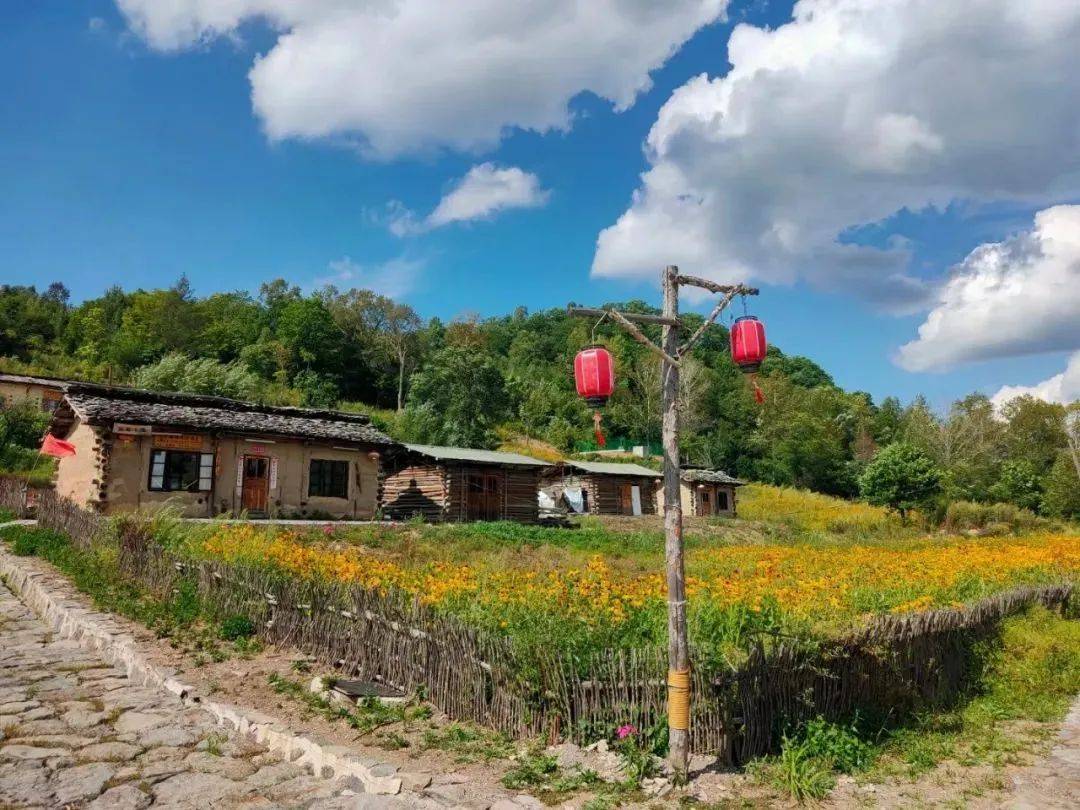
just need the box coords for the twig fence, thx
[19,489,1075,764]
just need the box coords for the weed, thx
[501,749,602,803]
[750,734,837,803]
[204,733,226,756]
[219,615,255,641]
[420,723,514,763]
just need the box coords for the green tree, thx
[275,298,343,380]
[989,460,1043,512]
[132,353,263,400]
[401,347,510,448]
[196,292,266,362]
[859,442,942,519]
[1041,451,1080,519]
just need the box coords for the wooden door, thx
[698,488,712,516]
[619,483,634,515]
[241,456,269,513]
[467,472,503,521]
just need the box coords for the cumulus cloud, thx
[317,255,424,299]
[896,206,1080,372]
[992,352,1080,409]
[390,164,549,236]
[115,0,726,158]
[592,0,1080,309]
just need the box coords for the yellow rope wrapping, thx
[667,668,691,731]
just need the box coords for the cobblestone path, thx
[1008,698,1080,809]
[0,581,364,809]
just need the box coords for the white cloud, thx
[390,164,549,235]
[317,255,424,299]
[592,0,1080,310]
[991,351,1080,409]
[896,206,1080,372]
[115,0,726,159]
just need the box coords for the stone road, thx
[1008,697,1080,809]
[0,581,366,809]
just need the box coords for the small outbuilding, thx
[0,372,68,413]
[659,468,744,517]
[48,383,396,518]
[542,460,662,516]
[381,444,550,523]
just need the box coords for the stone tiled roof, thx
[60,383,395,447]
[681,468,744,486]
[0,372,72,389]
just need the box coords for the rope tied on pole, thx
[667,668,692,731]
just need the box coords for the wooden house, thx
[658,468,744,517]
[47,383,396,518]
[381,444,550,523]
[542,460,661,516]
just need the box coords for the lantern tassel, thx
[751,374,765,404]
[593,411,607,448]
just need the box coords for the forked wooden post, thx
[661,264,691,775]
[568,266,758,780]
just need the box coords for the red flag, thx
[41,434,76,458]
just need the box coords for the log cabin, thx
[657,467,744,517]
[381,444,551,523]
[47,383,396,518]
[542,460,662,516]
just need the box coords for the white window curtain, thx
[198,453,214,492]
[149,450,165,490]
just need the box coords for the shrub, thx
[2,525,67,557]
[219,615,256,641]
[943,501,1045,534]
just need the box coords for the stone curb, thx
[0,547,403,796]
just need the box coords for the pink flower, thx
[616,724,637,740]
[323,524,334,536]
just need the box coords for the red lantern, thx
[730,316,767,373]
[575,346,615,447]
[574,346,615,407]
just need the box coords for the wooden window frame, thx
[149,450,214,493]
[309,458,350,499]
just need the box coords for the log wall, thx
[381,463,449,521]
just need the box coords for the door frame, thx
[241,455,270,514]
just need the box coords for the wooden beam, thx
[566,305,679,328]
[678,289,740,356]
[674,275,759,296]
[606,309,681,368]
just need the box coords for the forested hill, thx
[1,279,1077,514]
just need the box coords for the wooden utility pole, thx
[568,265,758,779]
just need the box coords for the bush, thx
[2,524,68,557]
[220,614,256,641]
[943,500,1045,534]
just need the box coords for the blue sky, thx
[3,0,1079,409]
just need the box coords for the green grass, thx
[751,605,1080,802]
[0,523,259,663]
[0,508,15,523]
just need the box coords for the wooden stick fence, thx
[28,491,1075,764]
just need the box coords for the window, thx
[309,459,349,499]
[716,490,730,511]
[149,451,213,492]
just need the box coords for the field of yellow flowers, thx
[187,495,1080,661]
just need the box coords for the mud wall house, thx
[543,460,662,516]
[47,384,396,518]
[381,444,550,523]
[658,468,743,517]
[0,372,68,413]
